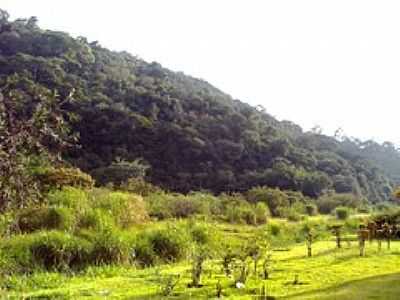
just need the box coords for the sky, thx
[1,0,400,145]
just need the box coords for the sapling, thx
[262,253,272,280]
[189,245,209,288]
[376,229,384,252]
[357,226,369,257]
[305,229,313,257]
[221,248,236,276]
[382,223,391,250]
[160,274,180,296]
[216,280,223,298]
[330,225,342,249]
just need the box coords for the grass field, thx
[1,221,399,300]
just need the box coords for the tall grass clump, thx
[47,187,90,212]
[83,229,133,266]
[335,206,350,220]
[1,231,92,272]
[135,224,191,266]
[15,207,76,233]
[89,189,149,227]
[29,231,91,271]
[145,192,211,220]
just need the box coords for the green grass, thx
[287,273,400,300]
[1,220,400,299]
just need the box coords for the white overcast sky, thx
[2,0,400,145]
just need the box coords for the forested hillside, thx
[0,10,398,202]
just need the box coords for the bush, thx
[246,187,290,217]
[91,159,148,186]
[287,211,302,222]
[169,197,203,218]
[36,167,94,190]
[84,230,132,265]
[335,206,350,220]
[267,223,281,236]
[15,207,76,233]
[145,193,174,220]
[77,209,115,232]
[135,225,190,265]
[29,231,91,271]
[119,178,162,196]
[47,187,90,212]
[226,205,256,225]
[145,192,211,220]
[305,203,318,216]
[254,202,269,224]
[317,193,362,214]
[89,189,149,227]
[0,234,36,273]
[188,221,210,245]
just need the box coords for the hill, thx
[0,10,398,202]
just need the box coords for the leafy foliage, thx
[0,11,397,204]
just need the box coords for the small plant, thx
[234,257,250,286]
[335,206,350,220]
[189,246,209,288]
[262,253,272,280]
[330,225,343,248]
[221,248,236,276]
[357,226,369,256]
[160,274,180,296]
[216,280,223,298]
[305,228,314,257]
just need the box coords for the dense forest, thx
[1,10,399,204]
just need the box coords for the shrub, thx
[188,222,210,245]
[77,209,115,232]
[47,187,90,212]
[15,207,76,233]
[0,234,36,273]
[91,159,148,186]
[119,178,161,196]
[135,225,190,265]
[145,192,211,220]
[287,211,302,222]
[85,230,132,265]
[226,202,259,225]
[305,203,318,216]
[316,193,362,214]
[254,202,269,224]
[267,223,281,236]
[344,217,361,232]
[89,189,149,227]
[246,187,290,217]
[29,231,91,271]
[36,167,94,190]
[169,197,203,218]
[145,193,173,220]
[240,207,257,225]
[0,213,13,237]
[134,235,156,267]
[335,206,350,220]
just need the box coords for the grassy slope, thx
[1,223,400,299]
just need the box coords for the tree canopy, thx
[0,11,398,203]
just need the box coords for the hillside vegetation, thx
[0,10,399,204]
